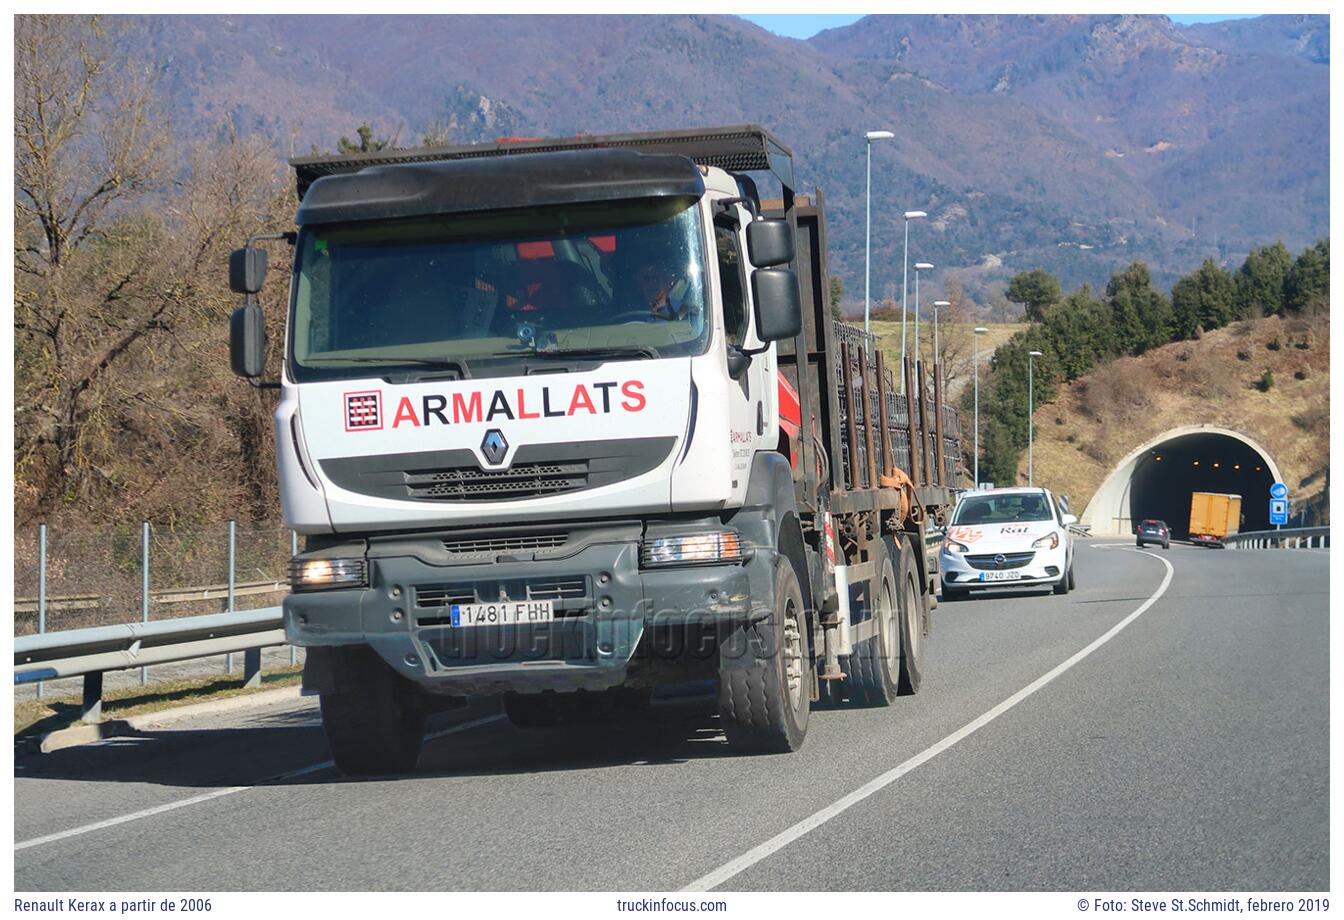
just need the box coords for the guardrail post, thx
[289,530,298,668]
[226,521,236,675]
[83,671,103,722]
[37,523,47,700]
[140,521,150,687]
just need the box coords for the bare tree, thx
[933,272,975,397]
[14,15,294,525]
[15,15,168,507]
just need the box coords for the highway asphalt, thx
[14,540,1329,891]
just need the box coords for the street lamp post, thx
[913,262,933,365]
[973,326,988,487]
[900,210,927,392]
[1028,350,1043,486]
[864,130,894,337]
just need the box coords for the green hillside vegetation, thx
[1026,312,1329,521]
[973,239,1329,486]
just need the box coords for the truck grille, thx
[407,461,588,501]
[965,552,1035,571]
[414,577,590,610]
[442,533,569,556]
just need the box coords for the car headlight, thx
[1032,532,1060,550]
[642,531,745,567]
[944,539,970,554]
[289,557,368,591]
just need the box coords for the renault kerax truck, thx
[229,126,961,774]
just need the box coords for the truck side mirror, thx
[745,219,794,268]
[229,247,268,295]
[230,303,268,378]
[750,268,802,343]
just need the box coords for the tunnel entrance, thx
[1081,426,1282,538]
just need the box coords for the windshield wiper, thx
[489,345,661,361]
[303,355,470,378]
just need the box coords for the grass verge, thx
[15,667,304,738]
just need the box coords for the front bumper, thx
[939,544,1068,590]
[286,519,774,695]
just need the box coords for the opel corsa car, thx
[939,487,1076,601]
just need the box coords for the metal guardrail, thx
[1225,527,1330,550]
[15,580,287,615]
[14,606,286,722]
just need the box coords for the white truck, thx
[229,126,961,774]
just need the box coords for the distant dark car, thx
[1135,519,1170,549]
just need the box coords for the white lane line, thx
[684,549,1175,892]
[15,714,505,852]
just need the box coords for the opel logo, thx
[994,553,1006,566]
[481,429,509,466]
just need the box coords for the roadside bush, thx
[1256,369,1274,392]
[1266,336,1282,351]
[1236,349,1251,361]
[1294,369,1309,381]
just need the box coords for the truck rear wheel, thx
[319,647,426,776]
[718,560,811,754]
[843,540,901,707]
[894,536,926,696]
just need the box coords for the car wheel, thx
[1067,564,1076,590]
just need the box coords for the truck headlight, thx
[289,557,368,591]
[944,539,970,554]
[642,531,745,567]
[1032,532,1060,550]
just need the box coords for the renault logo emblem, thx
[481,429,509,466]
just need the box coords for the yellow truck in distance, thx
[1189,492,1242,547]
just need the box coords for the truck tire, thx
[319,647,426,776]
[718,560,811,753]
[894,536,926,696]
[843,539,900,707]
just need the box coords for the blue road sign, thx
[1270,482,1288,500]
[1270,499,1288,526]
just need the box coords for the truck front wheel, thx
[319,647,427,776]
[718,560,811,754]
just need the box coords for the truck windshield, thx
[288,198,708,382]
[952,493,1054,525]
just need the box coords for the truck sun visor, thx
[295,148,706,226]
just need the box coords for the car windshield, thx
[952,493,1055,525]
[289,198,709,382]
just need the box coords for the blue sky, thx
[741,14,1256,40]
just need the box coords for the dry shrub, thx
[1291,406,1328,432]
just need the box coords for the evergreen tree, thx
[1106,261,1171,354]
[1006,269,1062,322]
[1041,285,1114,379]
[1284,239,1330,313]
[1171,259,1234,338]
[1234,241,1293,318]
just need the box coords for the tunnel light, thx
[1154,455,1162,462]
[1192,460,1199,466]
[1234,464,1241,471]
[1256,466,1262,472]
[1213,462,1220,469]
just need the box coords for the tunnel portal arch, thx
[1080,426,1283,538]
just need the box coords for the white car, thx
[939,487,1076,601]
